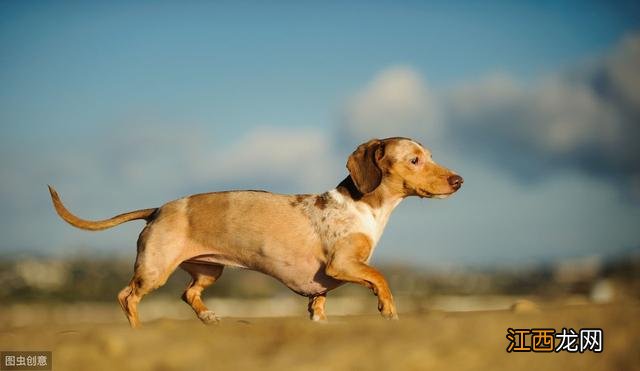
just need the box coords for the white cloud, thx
[603,33,640,112]
[200,127,339,192]
[342,66,441,140]
[447,74,623,154]
[57,124,338,197]
[446,73,523,113]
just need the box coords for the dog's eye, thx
[410,157,419,165]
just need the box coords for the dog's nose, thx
[447,175,463,190]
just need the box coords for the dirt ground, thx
[0,302,637,371]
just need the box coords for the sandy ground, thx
[0,302,637,371]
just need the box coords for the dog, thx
[48,137,463,327]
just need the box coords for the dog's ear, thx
[346,139,385,194]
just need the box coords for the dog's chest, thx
[302,190,393,257]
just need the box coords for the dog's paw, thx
[381,312,399,320]
[380,308,399,320]
[311,314,328,323]
[198,310,221,324]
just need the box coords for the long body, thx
[160,186,399,296]
[49,137,463,327]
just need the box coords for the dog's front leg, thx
[325,233,398,319]
[308,293,327,321]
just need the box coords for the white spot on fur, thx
[328,189,344,203]
[303,189,402,261]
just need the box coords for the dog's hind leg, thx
[117,228,182,328]
[117,263,179,328]
[117,278,148,328]
[180,261,224,324]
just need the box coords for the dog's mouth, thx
[417,189,454,199]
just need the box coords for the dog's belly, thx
[260,261,345,296]
[185,252,344,296]
[285,276,345,297]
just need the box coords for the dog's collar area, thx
[336,176,364,200]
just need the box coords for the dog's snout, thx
[447,175,463,190]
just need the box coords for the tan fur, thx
[48,185,156,231]
[49,137,462,327]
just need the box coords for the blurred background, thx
[1,0,639,328]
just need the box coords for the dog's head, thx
[346,137,463,198]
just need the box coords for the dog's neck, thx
[335,176,404,216]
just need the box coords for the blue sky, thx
[1,1,639,265]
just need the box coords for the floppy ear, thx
[346,139,385,194]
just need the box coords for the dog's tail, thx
[48,185,157,231]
